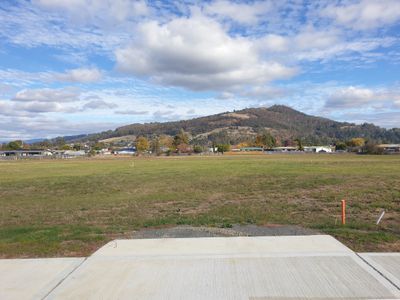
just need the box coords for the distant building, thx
[377,144,400,154]
[270,147,298,152]
[304,146,333,153]
[99,148,112,155]
[114,148,136,155]
[0,149,52,157]
[240,147,264,152]
[63,150,87,157]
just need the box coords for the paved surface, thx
[1,236,399,300]
[359,253,400,290]
[0,258,84,300]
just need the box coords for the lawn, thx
[0,154,399,257]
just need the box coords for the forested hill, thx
[70,105,400,145]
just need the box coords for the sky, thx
[1,0,400,141]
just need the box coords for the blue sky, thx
[1,0,400,140]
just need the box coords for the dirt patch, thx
[132,224,320,239]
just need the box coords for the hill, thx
[65,105,400,145]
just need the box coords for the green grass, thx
[0,154,399,257]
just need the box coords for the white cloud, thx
[54,68,103,83]
[0,115,122,140]
[83,100,117,110]
[323,0,400,30]
[33,0,149,25]
[115,110,149,115]
[325,86,400,109]
[257,34,289,52]
[115,16,296,91]
[14,101,75,113]
[203,0,271,25]
[12,88,80,102]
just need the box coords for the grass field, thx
[0,154,399,257]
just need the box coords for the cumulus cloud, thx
[322,0,400,30]
[12,88,80,102]
[14,101,76,113]
[0,99,76,115]
[325,86,400,109]
[54,68,103,83]
[115,16,296,91]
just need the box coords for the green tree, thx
[193,145,203,153]
[335,142,347,151]
[61,144,72,150]
[217,144,230,154]
[294,138,304,151]
[6,140,23,150]
[173,129,189,148]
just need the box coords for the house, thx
[63,150,87,157]
[304,146,333,153]
[114,148,136,155]
[240,147,264,152]
[99,148,112,155]
[270,147,298,152]
[0,149,53,157]
[377,144,400,154]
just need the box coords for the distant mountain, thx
[65,105,400,145]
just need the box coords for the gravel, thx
[132,224,320,239]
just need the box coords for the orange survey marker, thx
[341,199,346,225]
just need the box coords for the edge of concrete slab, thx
[92,235,352,258]
[0,258,85,300]
[359,253,400,292]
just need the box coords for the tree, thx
[159,135,173,150]
[362,141,384,154]
[255,133,276,148]
[217,144,230,154]
[335,142,347,151]
[6,140,23,150]
[136,136,149,153]
[236,142,250,149]
[347,138,365,147]
[93,142,105,151]
[54,137,66,148]
[151,137,161,156]
[61,144,72,150]
[294,138,304,151]
[193,145,203,153]
[173,129,189,148]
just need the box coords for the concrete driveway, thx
[1,235,399,300]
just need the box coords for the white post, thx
[376,210,385,225]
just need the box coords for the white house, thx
[304,146,333,153]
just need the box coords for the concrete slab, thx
[47,236,400,300]
[359,253,400,290]
[0,257,84,300]
[93,235,351,257]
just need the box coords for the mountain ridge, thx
[57,105,400,145]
